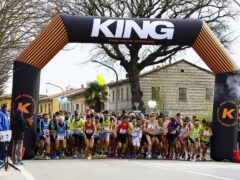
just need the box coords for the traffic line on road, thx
[18,166,36,180]
[133,162,234,180]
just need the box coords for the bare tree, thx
[0,0,59,96]
[46,0,239,112]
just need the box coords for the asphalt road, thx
[1,159,240,180]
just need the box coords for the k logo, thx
[217,100,238,127]
[13,94,36,115]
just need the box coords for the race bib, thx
[170,130,176,134]
[156,127,163,134]
[103,126,109,132]
[94,132,99,136]
[76,129,83,134]
[119,128,126,134]
[179,130,186,138]
[43,129,49,136]
[57,133,65,140]
[193,132,199,137]
[203,131,209,136]
[86,129,93,134]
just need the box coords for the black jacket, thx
[11,114,26,140]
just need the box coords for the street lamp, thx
[46,82,68,111]
[91,60,119,113]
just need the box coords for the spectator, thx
[11,109,25,165]
[0,103,10,164]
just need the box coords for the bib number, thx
[43,129,49,136]
[103,126,109,132]
[203,131,209,136]
[170,130,176,134]
[57,134,65,140]
[86,129,93,134]
[119,128,126,134]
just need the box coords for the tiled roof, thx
[39,88,85,101]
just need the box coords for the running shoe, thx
[86,156,92,160]
[18,161,24,166]
[146,153,152,159]
[196,155,200,161]
[60,152,65,158]
[119,155,125,160]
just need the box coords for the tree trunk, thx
[128,68,145,112]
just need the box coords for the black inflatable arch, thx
[11,15,239,160]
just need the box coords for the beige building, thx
[38,87,86,114]
[0,94,12,112]
[108,59,215,117]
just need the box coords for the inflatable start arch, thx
[11,15,239,160]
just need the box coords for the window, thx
[117,89,120,101]
[48,104,51,113]
[76,104,79,110]
[112,90,115,102]
[179,88,187,101]
[45,104,47,112]
[40,105,43,113]
[127,87,129,101]
[121,88,123,100]
[151,87,160,100]
[206,88,213,101]
[81,103,83,113]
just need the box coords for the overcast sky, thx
[5,12,240,96]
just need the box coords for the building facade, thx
[108,60,215,117]
[0,94,12,112]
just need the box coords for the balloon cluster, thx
[148,100,157,108]
[58,97,68,104]
[96,74,106,85]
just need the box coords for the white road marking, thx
[133,162,235,180]
[18,166,36,180]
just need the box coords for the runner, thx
[200,120,212,161]
[73,110,85,158]
[83,115,96,160]
[131,117,142,159]
[55,116,68,159]
[127,114,135,158]
[167,117,180,159]
[161,115,169,158]
[49,112,58,159]
[109,114,117,157]
[143,114,158,159]
[189,119,202,161]
[115,115,129,159]
[178,119,188,160]
[35,114,43,158]
[99,110,111,157]
[156,115,164,159]
[185,116,194,160]
[93,114,101,158]
[65,111,74,156]
[39,113,51,160]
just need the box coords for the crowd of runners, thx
[36,109,213,161]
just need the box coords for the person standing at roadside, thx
[0,103,10,164]
[11,109,25,165]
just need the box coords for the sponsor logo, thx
[13,94,36,115]
[217,100,238,127]
[91,18,174,40]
